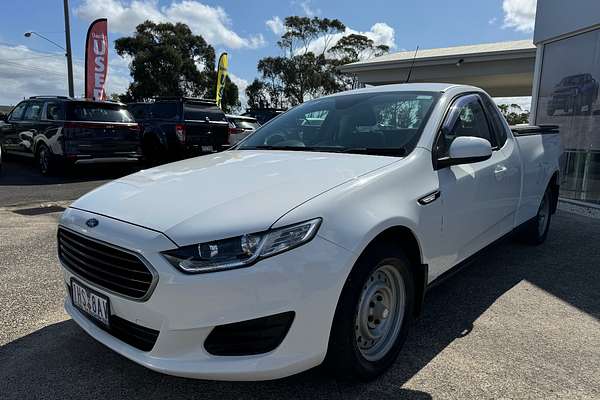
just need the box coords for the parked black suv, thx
[128,97,229,164]
[0,96,141,175]
[242,108,286,125]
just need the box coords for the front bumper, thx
[59,207,355,380]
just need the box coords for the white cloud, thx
[297,0,321,17]
[301,22,396,57]
[488,17,498,25]
[0,45,130,104]
[266,16,285,36]
[502,0,536,33]
[75,0,266,49]
[228,73,249,110]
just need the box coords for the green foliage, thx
[247,16,388,109]
[329,34,389,62]
[497,103,530,125]
[114,20,238,111]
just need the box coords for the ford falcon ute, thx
[57,83,562,381]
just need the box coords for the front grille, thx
[58,228,155,300]
[204,312,295,356]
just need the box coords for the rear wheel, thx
[518,187,552,245]
[326,244,415,381]
[143,135,166,166]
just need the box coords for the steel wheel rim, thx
[355,264,406,361]
[538,193,550,236]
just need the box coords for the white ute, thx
[57,83,562,381]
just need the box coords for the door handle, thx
[494,165,508,180]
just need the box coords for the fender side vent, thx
[204,312,295,356]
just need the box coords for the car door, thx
[3,101,28,153]
[18,100,44,156]
[435,94,513,266]
[480,94,522,235]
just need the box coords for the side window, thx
[437,95,494,157]
[128,104,147,120]
[8,102,28,121]
[481,96,508,148]
[23,102,43,121]
[152,102,179,120]
[45,102,64,121]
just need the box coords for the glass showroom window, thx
[536,28,600,204]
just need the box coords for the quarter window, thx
[481,96,508,148]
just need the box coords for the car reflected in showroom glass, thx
[57,83,561,381]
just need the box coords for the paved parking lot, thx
[0,159,599,399]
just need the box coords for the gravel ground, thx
[0,160,599,399]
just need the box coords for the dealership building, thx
[340,0,600,205]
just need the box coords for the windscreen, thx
[184,103,226,121]
[67,103,134,122]
[238,91,439,155]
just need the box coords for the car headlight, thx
[161,218,322,274]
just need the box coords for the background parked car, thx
[242,108,286,125]
[1,96,141,175]
[226,114,260,145]
[128,98,229,165]
[547,73,599,115]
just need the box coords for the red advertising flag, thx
[85,18,108,100]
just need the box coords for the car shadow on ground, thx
[0,159,142,186]
[0,212,598,399]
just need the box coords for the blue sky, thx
[0,0,537,105]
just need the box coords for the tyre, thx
[143,135,166,166]
[37,143,55,176]
[518,187,552,245]
[325,243,415,381]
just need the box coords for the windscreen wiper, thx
[340,147,406,157]
[239,145,313,151]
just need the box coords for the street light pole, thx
[63,0,74,97]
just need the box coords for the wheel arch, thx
[548,170,560,214]
[357,225,428,318]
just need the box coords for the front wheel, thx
[37,144,55,175]
[325,244,415,380]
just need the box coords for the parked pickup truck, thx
[57,83,561,382]
[1,96,141,174]
[127,98,229,164]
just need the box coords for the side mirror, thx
[438,136,492,168]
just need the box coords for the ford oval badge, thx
[86,218,99,228]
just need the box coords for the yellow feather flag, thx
[216,52,228,109]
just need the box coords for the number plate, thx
[201,145,213,152]
[71,279,110,327]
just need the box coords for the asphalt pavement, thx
[0,158,141,206]
[0,158,599,399]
